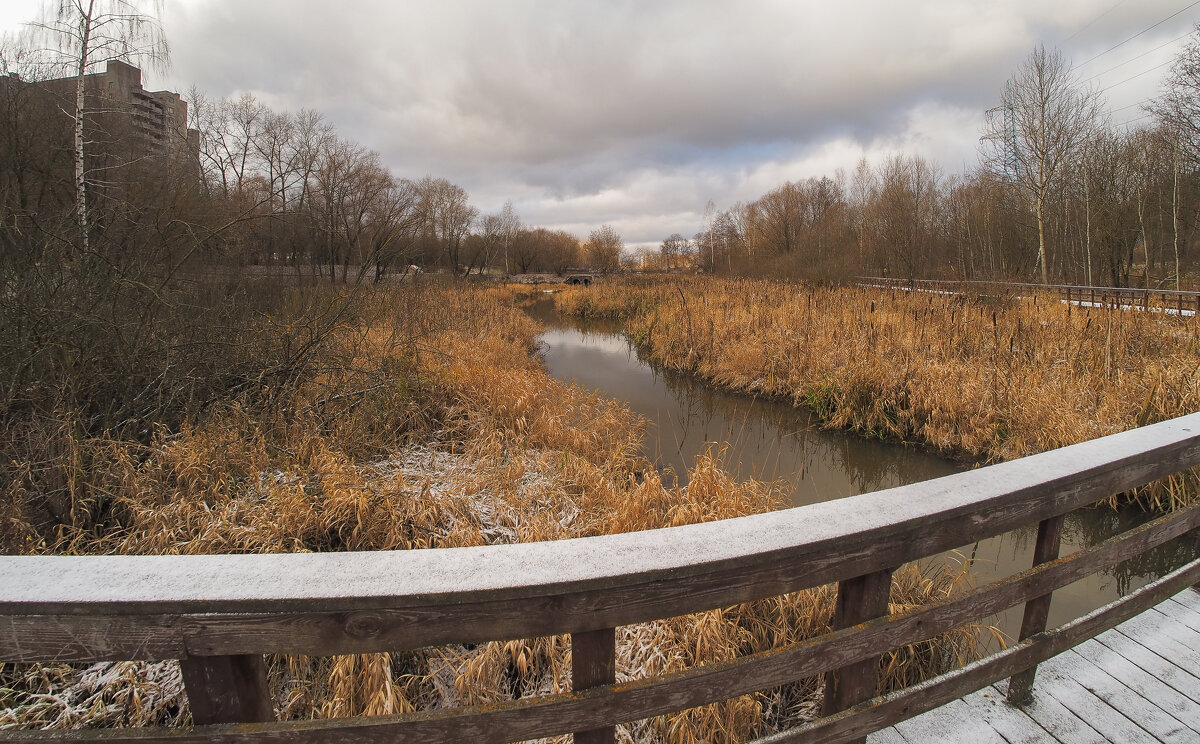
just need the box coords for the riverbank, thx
[1,283,983,742]
[555,276,1200,510]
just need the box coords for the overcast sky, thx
[3,1,1199,249]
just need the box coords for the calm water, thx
[527,297,1190,642]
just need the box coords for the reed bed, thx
[1,283,988,742]
[556,276,1200,510]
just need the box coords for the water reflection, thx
[532,301,958,503]
[525,297,1189,642]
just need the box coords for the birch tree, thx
[30,0,168,253]
[982,45,1102,283]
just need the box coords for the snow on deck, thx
[869,588,1200,743]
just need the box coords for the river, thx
[526,297,1191,643]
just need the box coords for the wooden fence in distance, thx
[856,276,1200,316]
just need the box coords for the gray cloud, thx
[4,0,1197,246]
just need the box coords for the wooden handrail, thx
[2,413,1200,742]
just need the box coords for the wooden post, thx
[1192,527,1200,590]
[572,628,616,744]
[180,654,274,725]
[1007,514,1065,705]
[822,568,894,743]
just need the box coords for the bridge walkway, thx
[869,588,1200,744]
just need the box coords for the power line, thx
[1064,0,1130,44]
[1076,0,1200,68]
[1115,112,1156,128]
[1079,28,1194,83]
[1108,97,1153,114]
[1097,58,1176,93]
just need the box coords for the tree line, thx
[0,0,633,447]
[185,90,630,280]
[688,38,1200,290]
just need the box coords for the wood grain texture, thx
[1091,625,1200,705]
[6,497,1190,669]
[823,569,894,723]
[4,478,1197,666]
[4,412,1199,624]
[1072,636,1200,731]
[180,655,274,725]
[1008,514,1066,704]
[572,628,616,744]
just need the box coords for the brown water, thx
[528,298,1191,643]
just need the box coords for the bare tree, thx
[1151,26,1200,167]
[413,176,477,275]
[660,233,689,269]
[983,45,1102,283]
[585,225,623,270]
[29,0,169,253]
[1149,26,1200,289]
[865,154,944,280]
[366,177,419,282]
[498,199,520,274]
[471,212,505,275]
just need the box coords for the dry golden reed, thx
[1,282,987,742]
[557,276,1200,510]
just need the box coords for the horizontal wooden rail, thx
[762,558,1200,744]
[3,505,1196,743]
[2,413,1199,742]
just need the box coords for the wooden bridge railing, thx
[3,415,1200,742]
[856,276,1200,316]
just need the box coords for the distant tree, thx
[660,233,689,269]
[546,229,581,273]
[366,176,420,282]
[498,199,520,274]
[585,224,623,270]
[866,154,943,280]
[1149,27,1200,288]
[471,212,505,275]
[1151,27,1200,168]
[982,45,1103,283]
[756,182,805,255]
[414,176,477,275]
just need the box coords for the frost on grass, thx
[0,441,588,731]
[0,661,186,731]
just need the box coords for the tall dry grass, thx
[2,282,988,742]
[557,277,1200,510]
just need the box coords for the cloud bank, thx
[4,0,1196,247]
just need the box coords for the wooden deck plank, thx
[1158,598,1200,634]
[954,684,1059,743]
[1073,636,1200,731]
[1032,666,1159,743]
[891,698,1010,744]
[1092,627,1200,705]
[1010,685,1107,744]
[1112,611,1200,675]
[865,727,912,744]
[872,593,1200,743]
[1137,597,1200,643]
[1164,587,1200,615]
[1047,648,1192,742]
